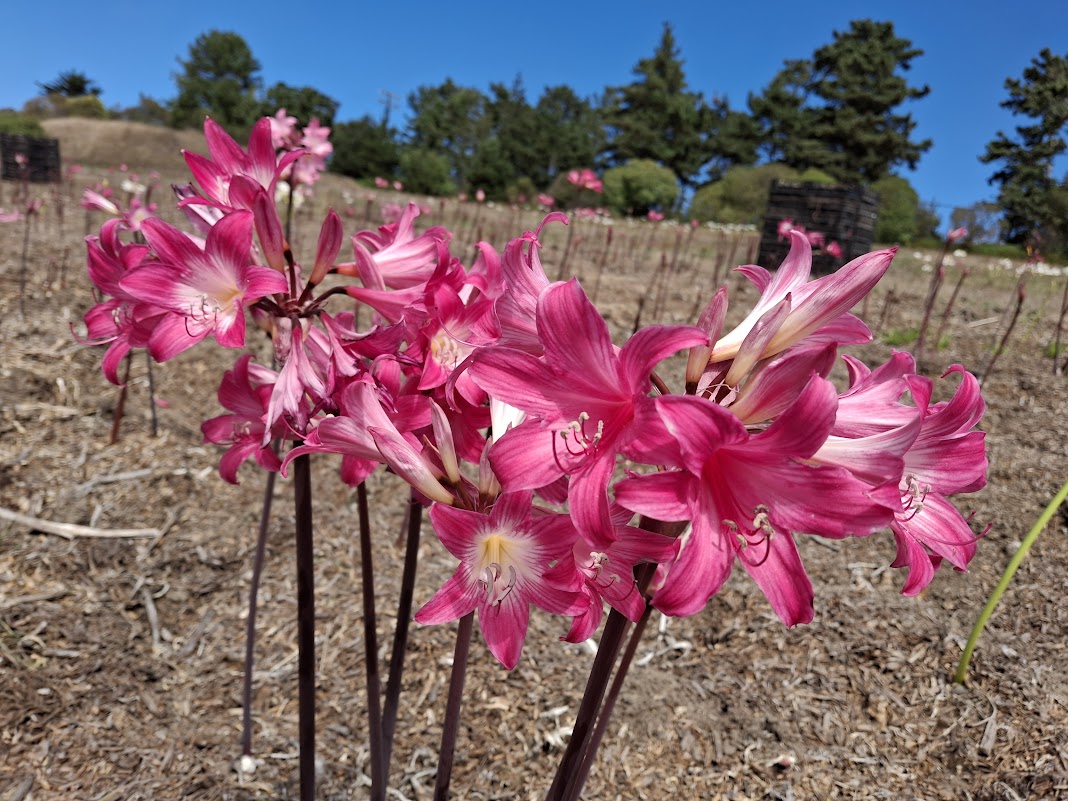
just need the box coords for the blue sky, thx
[3,1,1066,223]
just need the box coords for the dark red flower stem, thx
[564,602,655,801]
[292,453,317,801]
[433,611,474,801]
[544,608,630,801]
[545,561,657,801]
[356,482,387,800]
[241,460,279,758]
[382,495,423,768]
[145,352,159,438]
[109,353,133,445]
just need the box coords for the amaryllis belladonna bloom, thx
[471,279,706,546]
[121,212,287,360]
[415,491,583,669]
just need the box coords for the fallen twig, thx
[72,468,155,497]
[0,589,69,611]
[0,507,159,539]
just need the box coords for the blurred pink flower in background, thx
[567,168,603,194]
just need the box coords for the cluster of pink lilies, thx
[81,117,987,673]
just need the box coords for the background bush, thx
[602,159,678,216]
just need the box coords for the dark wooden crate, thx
[758,182,878,275]
[1,134,62,182]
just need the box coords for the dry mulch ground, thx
[1,167,1067,801]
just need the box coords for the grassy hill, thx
[41,118,206,172]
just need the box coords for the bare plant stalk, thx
[651,252,671,320]
[877,289,898,334]
[433,611,474,801]
[933,267,971,354]
[914,243,949,357]
[355,482,387,800]
[591,226,614,304]
[292,454,317,801]
[109,353,133,445]
[565,602,655,801]
[241,463,280,758]
[382,495,423,768]
[145,353,159,437]
[18,210,32,318]
[1051,273,1068,376]
[556,217,578,281]
[980,275,1027,386]
[630,295,646,336]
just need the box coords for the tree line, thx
[14,24,1068,254]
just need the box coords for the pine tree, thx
[171,31,263,131]
[981,49,1068,248]
[603,23,712,190]
[751,20,931,184]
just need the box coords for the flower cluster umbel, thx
[81,118,988,670]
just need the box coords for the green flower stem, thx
[954,479,1068,684]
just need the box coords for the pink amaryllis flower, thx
[121,211,288,361]
[201,355,283,483]
[567,168,603,194]
[339,202,450,290]
[80,219,166,384]
[557,508,677,643]
[810,355,987,594]
[615,377,897,624]
[415,491,583,669]
[471,279,706,545]
[708,231,894,365]
[183,117,303,212]
[889,366,987,595]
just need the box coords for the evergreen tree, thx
[980,49,1068,248]
[171,30,263,131]
[37,70,101,97]
[751,20,931,184]
[603,23,712,190]
[532,85,603,183]
[471,79,540,198]
[703,97,761,182]
[263,83,340,127]
[330,116,400,180]
[406,79,489,191]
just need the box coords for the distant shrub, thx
[22,92,109,120]
[798,168,837,185]
[547,169,602,209]
[881,327,918,346]
[872,175,920,244]
[602,159,678,216]
[968,242,1029,260]
[399,148,456,197]
[64,95,109,119]
[690,163,800,225]
[0,110,45,136]
[506,176,538,205]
